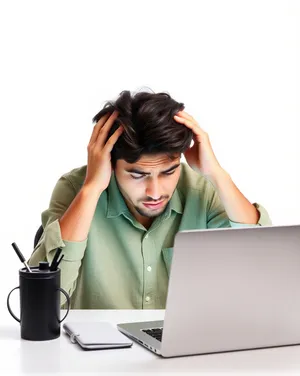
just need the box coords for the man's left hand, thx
[174,110,224,180]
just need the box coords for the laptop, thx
[117,224,300,357]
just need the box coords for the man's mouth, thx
[142,200,165,210]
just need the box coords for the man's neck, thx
[124,204,153,229]
[137,216,153,230]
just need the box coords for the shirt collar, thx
[106,172,129,218]
[106,172,183,219]
[165,187,183,217]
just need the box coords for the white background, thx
[0,0,299,318]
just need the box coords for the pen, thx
[11,242,32,273]
[55,254,64,270]
[50,247,62,271]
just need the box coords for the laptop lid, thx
[161,224,300,357]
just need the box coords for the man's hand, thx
[174,110,224,182]
[84,110,123,195]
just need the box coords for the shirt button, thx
[145,296,150,302]
[145,234,149,239]
[147,266,152,272]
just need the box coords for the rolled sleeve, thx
[28,219,87,265]
[44,219,87,262]
[229,202,272,228]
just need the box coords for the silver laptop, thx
[117,224,300,357]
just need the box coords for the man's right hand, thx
[83,110,123,195]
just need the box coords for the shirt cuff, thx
[44,219,88,262]
[229,202,272,228]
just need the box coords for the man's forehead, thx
[121,153,180,169]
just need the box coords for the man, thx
[28,89,272,309]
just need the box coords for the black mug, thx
[7,261,71,341]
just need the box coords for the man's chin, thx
[135,204,167,218]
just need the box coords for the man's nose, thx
[145,179,162,200]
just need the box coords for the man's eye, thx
[164,171,175,176]
[131,174,144,179]
[130,170,175,179]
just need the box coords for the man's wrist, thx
[206,167,231,189]
[81,183,104,199]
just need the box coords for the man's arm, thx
[58,184,102,241]
[206,176,272,229]
[209,168,261,224]
[28,175,102,305]
[29,111,123,306]
[173,111,271,227]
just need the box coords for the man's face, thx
[114,153,181,225]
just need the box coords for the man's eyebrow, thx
[125,163,181,175]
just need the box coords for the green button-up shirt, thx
[28,162,272,309]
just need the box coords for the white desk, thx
[2,309,300,375]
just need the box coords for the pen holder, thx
[7,262,70,341]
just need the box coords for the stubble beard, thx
[134,202,168,218]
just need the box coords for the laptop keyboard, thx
[142,327,163,342]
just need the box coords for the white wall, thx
[1,0,299,312]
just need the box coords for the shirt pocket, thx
[162,247,174,277]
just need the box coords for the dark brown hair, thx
[92,88,193,168]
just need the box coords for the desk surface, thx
[2,309,300,375]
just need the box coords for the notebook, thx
[63,321,133,350]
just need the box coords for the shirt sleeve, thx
[28,175,88,306]
[206,188,272,229]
